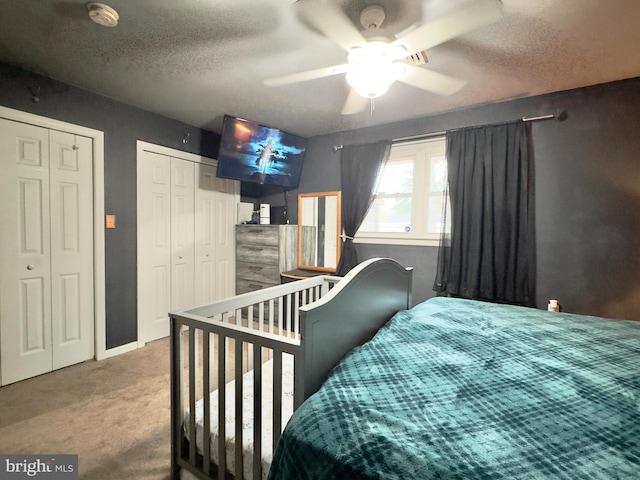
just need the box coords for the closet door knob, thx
[27,264,35,270]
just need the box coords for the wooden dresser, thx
[235,225,298,294]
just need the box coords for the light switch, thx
[106,214,116,229]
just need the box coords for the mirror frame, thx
[297,191,342,273]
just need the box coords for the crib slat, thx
[234,339,244,479]
[286,294,292,337]
[202,331,211,476]
[294,291,300,337]
[217,333,227,479]
[253,343,262,480]
[170,319,184,479]
[188,328,197,465]
[278,296,284,333]
[268,298,275,334]
[273,349,283,450]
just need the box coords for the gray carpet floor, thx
[0,338,172,480]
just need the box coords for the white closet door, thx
[194,162,218,305]
[0,121,96,385]
[170,157,195,312]
[213,176,238,301]
[0,120,52,384]
[138,152,172,342]
[137,144,238,344]
[49,130,94,369]
[194,164,237,304]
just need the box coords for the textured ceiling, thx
[1,0,639,137]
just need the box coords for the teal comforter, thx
[268,297,640,479]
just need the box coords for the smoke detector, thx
[87,3,119,27]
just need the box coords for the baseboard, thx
[96,341,139,360]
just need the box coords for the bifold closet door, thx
[170,157,195,312]
[194,163,237,305]
[49,130,94,370]
[138,149,238,344]
[138,152,172,343]
[138,153,195,343]
[0,119,94,385]
[0,120,53,384]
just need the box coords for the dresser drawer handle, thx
[248,265,263,271]
[248,283,263,289]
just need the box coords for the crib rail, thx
[170,275,340,480]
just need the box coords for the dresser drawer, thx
[236,261,280,284]
[236,224,298,294]
[236,244,279,265]
[236,278,278,295]
[236,225,280,247]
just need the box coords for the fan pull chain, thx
[370,98,375,116]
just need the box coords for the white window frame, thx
[355,136,449,247]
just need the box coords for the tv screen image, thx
[216,115,306,189]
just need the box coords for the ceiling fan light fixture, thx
[389,44,410,61]
[346,70,388,98]
[346,62,405,98]
[263,0,496,113]
[346,42,407,98]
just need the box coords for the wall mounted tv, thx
[216,115,307,189]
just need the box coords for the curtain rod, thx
[333,112,560,152]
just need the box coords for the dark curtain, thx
[336,141,391,276]
[433,121,536,306]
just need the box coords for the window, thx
[356,137,450,246]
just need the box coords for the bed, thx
[170,257,414,480]
[268,296,640,479]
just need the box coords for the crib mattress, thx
[182,353,295,480]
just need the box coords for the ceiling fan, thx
[263,0,503,115]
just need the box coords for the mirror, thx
[298,191,342,272]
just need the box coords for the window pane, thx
[427,194,451,234]
[356,137,448,243]
[430,156,447,193]
[377,161,413,195]
[360,196,412,233]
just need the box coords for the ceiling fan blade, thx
[392,0,503,54]
[263,64,349,87]
[341,88,369,115]
[399,66,467,96]
[296,0,365,51]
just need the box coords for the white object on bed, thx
[182,353,295,480]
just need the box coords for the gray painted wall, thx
[0,63,221,349]
[264,78,640,320]
[3,61,639,354]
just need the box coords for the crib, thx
[170,258,414,480]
